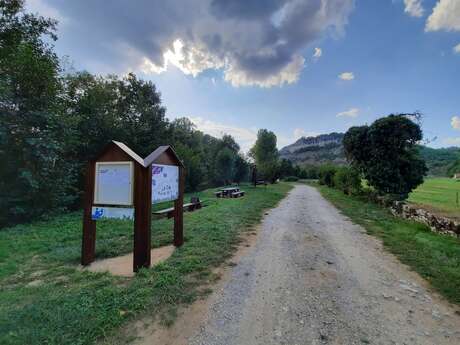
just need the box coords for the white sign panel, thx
[94,162,133,205]
[91,206,134,220]
[152,164,179,204]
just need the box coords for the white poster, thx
[91,206,134,220]
[94,162,133,205]
[152,164,179,204]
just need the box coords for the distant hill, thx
[279,133,346,166]
[279,132,460,176]
[418,146,460,177]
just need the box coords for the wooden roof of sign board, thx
[111,141,145,166]
[144,145,184,168]
[92,141,145,166]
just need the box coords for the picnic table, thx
[215,186,245,198]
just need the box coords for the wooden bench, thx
[153,198,202,218]
[153,206,175,218]
[255,180,267,186]
[231,191,245,198]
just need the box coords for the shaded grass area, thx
[408,178,460,220]
[315,183,460,305]
[0,183,292,345]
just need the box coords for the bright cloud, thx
[31,0,354,88]
[454,43,460,54]
[426,0,460,32]
[313,47,322,60]
[337,108,360,118]
[338,72,355,80]
[452,116,460,130]
[404,0,424,18]
[189,117,257,152]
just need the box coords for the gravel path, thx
[188,185,460,345]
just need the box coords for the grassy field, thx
[0,183,292,345]
[314,183,460,305]
[408,178,460,220]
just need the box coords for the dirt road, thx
[140,185,460,345]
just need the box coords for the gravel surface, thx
[188,185,460,345]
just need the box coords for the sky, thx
[27,0,460,152]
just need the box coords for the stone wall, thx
[390,201,460,238]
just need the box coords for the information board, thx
[94,162,133,205]
[152,164,179,204]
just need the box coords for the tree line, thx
[0,1,249,228]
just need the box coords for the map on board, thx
[152,164,179,204]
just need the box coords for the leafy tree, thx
[279,159,295,178]
[0,0,75,226]
[216,147,236,185]
[343,114,427,200]
[250,129,279,183]
[233,154,249,183]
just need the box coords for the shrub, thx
[333,167,362,195]
[318,165,338,187]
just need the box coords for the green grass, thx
[408,178,460,220]
[0,183,292,345]
[314,183,460,305]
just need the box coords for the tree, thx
[216,147,236,185]
[0,0,75,226]
[343,114,427,199]
[233,154,249,183]
[250,129,279,183]
[279,159,295,178]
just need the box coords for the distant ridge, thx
[279,132,346,166]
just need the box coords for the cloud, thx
[443,137,460,146]
[426,0,460,32]
[32,0,354,87]
[337,107,359,117]
[338,72,355,80]
[454,43,460,54]
[189,117,257,152]
[293,128,320,140]
[26,0,68,25]
[313,47,322,60]
[403,0,424,18]
[452,116,460,130]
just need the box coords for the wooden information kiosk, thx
[81,141,184,273]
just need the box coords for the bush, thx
[284,176,299,182]
[333,167,362,195]
[318,165,338,187]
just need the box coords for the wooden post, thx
[174,166,185,246]
[81,162,96,266]
[133,165,152,272]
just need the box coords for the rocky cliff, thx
[279,132,346,166]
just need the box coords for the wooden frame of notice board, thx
[81,141,185,273]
